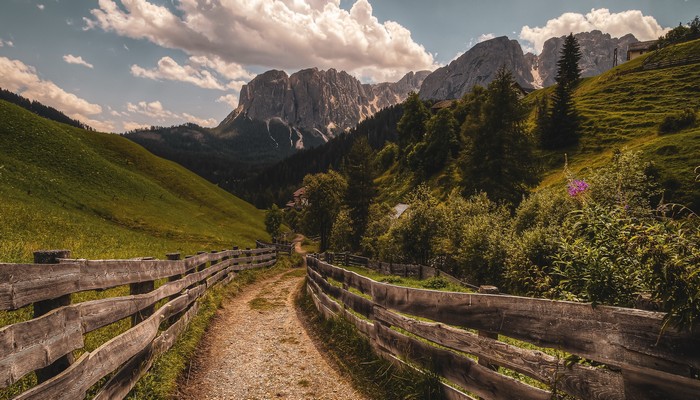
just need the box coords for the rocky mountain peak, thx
[419,36,534,100]
[530,30,638,87]
[223,67,429,143]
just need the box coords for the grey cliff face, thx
[419,36,534,100]
[535,30,638,87]
[228,68,429,141]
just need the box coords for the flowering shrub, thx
[567,179,589,197]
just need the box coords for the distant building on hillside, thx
[430,99,456,113]
[286,187,307,210]
[627,40,657,61]
[392,203,409,219]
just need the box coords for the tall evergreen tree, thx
[422,108,459,174]
[343,137,376,248]
[461,66,536,205]
[541,33,582,149]
[397,91,429,156]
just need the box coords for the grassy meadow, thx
[0,100,269,263]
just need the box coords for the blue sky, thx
[0,0,695,132]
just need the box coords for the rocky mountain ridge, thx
[218,68,430,146]
[419,30,639,99]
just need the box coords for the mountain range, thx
[125,30,639,188]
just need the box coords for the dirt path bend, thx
[177,269,366,400]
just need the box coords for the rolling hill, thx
[0,100,269,263]
[534,38,700,209]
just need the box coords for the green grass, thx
[0,99,269,263]
[341,264,472,292]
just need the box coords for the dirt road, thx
[177,269,365,400]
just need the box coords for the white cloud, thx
[0,39,14,48]
[122,121,151,131]
[125,100,216,127]
[126,100,177,120]
[87,0,437,82]
[63,54,94,69]
[81,117,115,132]
[0,56,115,131]
[216,94,239,109]
[130,55,253,91]
[0,56,102,118]
[477,33,496,43]
[131,56,225,90]
[520,8,670,53]
[37,4,45,10]
[182,112,217,127]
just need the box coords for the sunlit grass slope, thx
[0,100,268,262]
[532,39,700,209]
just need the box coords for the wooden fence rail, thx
[255,239,293,255]
[0,246,277,399]
[323,251,478,290]
[306,255,700,400]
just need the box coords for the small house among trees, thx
[286,187,307,210]
[626,40,658,61]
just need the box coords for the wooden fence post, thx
[197,251,207,272]
[477,285,500,372]
[166,252,181,297]
[33,250,74,383]
[130,262,155,327]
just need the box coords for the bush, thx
[659,108,697,134]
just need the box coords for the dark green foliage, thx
[264,204,283,239]
[329,208,354,252]
[343,137,376,247]
[397,91,429,155]
[239,104,404,208]
[301,171,347,252]
[556,33,582,87]
[656,16,700,48]
[422,108,459,174]
[541,33,582,149]
[460,66,536,205]
[659,108,697,134]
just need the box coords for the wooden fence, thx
[255,239,293,255]
[324,252,477,290]
[0,246,277,399]
[306,255,700,400]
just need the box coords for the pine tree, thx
[541,33,581,149]
[423,108,459,174]
[343,137,376,248]
[461,66,536,205]
[397,91,429,157]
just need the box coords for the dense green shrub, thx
[659,108,697,134]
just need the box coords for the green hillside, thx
[368,39,700,209]
[0,100,268,262]
[535,38,700,208]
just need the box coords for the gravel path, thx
[177,269,366,400]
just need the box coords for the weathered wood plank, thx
[621,364,700,400]
[14,286,205,400]
[78,257,235,333]
[0,307,83,389]
[442,382,477,400]
[373,306,625,400]
[375,323,551,400]
[307,267,373,318]
[372,283,700,376]
[0,262,81,310]
[93,302,201,400]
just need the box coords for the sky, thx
[0,0,696,133]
